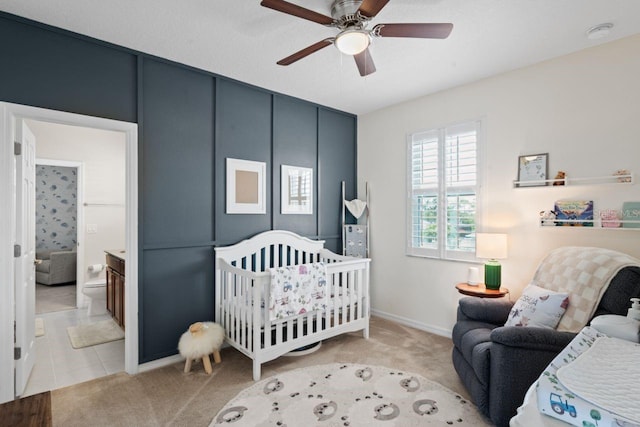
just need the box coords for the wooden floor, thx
[0,391,52,427]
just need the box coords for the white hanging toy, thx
[629,298,640,321]
[178,321,224,374]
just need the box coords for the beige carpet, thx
[36,283,76,314]
[51,316,485,426]
[66,319,124,349]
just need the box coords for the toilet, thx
[83,278,107,316]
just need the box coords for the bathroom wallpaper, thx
[36,165,77,251]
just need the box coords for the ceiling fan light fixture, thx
[335,29,370,55]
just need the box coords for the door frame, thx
[35,158,85,309]
[0,102,139,403]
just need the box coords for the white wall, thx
[358,34,640,336]
[28,120,126,286]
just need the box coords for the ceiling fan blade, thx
[357,0,391,18]
[373,23,453,39]
[354,48,376,76]
[260,0,334,25]
[277,39,334,66]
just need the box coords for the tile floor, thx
[24,308,124,397]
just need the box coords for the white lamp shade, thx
[335,30,370,55]
[476,233,508,259]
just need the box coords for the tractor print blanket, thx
[268,262,328,321]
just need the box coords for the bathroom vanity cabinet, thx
[105,250,125,329]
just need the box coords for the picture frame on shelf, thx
[516,153,549,187]
[281,165,313,215]
[226,158,266,214]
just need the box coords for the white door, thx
[14,118,36,396]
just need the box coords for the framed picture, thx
[517,153,548,187]
[226,158,266,214]
[281,165,313,215]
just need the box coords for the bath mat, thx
[35,318,45,337]
[67,319,124,349]
[211,363,490,426]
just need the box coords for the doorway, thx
[0,102,139,404]
[27,121,125,395]
[34,159,82,314]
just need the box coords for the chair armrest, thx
[490,326,577,352]
[457,297,514,324]
[487,328,577,426]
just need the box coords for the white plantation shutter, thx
[407,120,481,260]
[409,130,439,252]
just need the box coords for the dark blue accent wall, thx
[319,109,357,253]
[0,15,136,122]
[215,79,273,245]
[142,59,215,247]
[273,96,318,236]
[0,12,357,363]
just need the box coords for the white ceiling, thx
[2,0,640,115]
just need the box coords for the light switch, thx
[87,224,98,234]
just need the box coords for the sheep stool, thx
[178,321,224,374]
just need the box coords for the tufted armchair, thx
[451,249,640,427]
[35,249,77,285]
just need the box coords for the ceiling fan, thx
[260,0,453,76]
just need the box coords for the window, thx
[407,120,481,260]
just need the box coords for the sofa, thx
[35,249,77,285]
[452,257,640,427]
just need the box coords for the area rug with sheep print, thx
[211,363,490,426]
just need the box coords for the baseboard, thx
[371,309,452,339]
[138,354,183,373]
[137,341,232,373]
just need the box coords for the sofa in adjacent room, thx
[35,249,77,285]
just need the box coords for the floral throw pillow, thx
[504,284,569,328]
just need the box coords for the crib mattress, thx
[535,327,640,427]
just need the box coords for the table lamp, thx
[476,233,508,290]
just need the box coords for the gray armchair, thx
[452,265,640,427]
[35,249,77,285]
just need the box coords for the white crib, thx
[214,230,370,381]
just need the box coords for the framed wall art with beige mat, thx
[66,319,124,349]
[211,363,490,426]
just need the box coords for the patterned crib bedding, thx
[267,289,357,324]
[536,327,640,427]
[269,263,328,321]
[229,286,359,326]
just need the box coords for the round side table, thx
[455,283,509,298]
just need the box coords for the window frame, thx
[405,119,484,262]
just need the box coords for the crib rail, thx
[214,230,370,380]
[215,258,369,379]
[215,230,326,272]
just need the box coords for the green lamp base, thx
[484,261,502,290]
